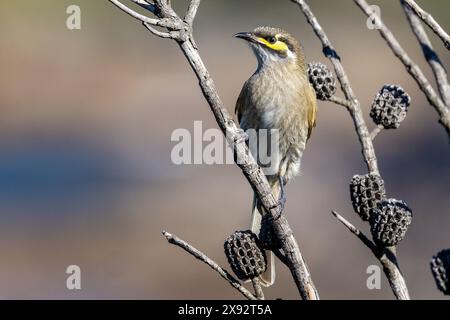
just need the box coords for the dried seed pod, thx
[430,249,450,295]
[370,84,411,129]
[370,198,412,247]
[350,174,386,221]
[224,230,267,281]
[259,215,281,250]
[307,62,337,100]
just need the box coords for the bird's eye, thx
[267,36,277,44]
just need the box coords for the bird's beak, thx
[234,32,258,44]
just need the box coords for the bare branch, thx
[162,231,257,300]
[370,125,384,140]
[130,0,157,13]
[328,96,352,109]
[143,22,176,39]
[185,0,201,26]
[251,278,265,300]
[378,246,411,300]
[401,1,450,108]
[108,0,183,29]
[331,211,410,299]
[173,11,319,302]
[402,0,450,50]
[291,0,411,300]
[178,33,320,301]
[331,210,378,255]
[354,0,450,140]
[109,0,160,24]
[291,0,380,175]
[109,0,319,300]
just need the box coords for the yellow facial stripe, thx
[257,37,289,52]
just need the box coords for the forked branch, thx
[162,231,257,300]
[291,0,379,176]
[331,211,410,300]
[402,0,450,50]
[354,0,450,140]
[108,0,319,300]
[185,0,201,25]
[291,0,411,299]
[401,0,450,108]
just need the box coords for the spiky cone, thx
[370,198,412,247]
[307,62,336,100]
[370,84,411,129]
[259,215,282,250]
[350,173,386,221]
[430,249,450,295]
[224,230,267,281]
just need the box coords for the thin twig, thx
[354,0,450,140]
[292,0,417,301]
[109,0,183,30]
[184,0,201,26]
[109,0,162,25]
[402,0,450,50]
[331,211,410,300]
[251,278,265,300]
[109,0,319,300]
[328,96,352,109]
[370,125,384,140]
[401,0,450,108]
[130,0,157,13]
[331,211,378,255]
[291,0,380,175]
[162,231,257,300]
[291,0,410,299]
[143,22,175,39]
[177,15,319,302]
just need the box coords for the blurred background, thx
[0,0,449,299]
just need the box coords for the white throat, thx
[250,43,296,71]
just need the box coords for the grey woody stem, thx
[401,0,450,108]
[251,278,265,300]
[331,211,410,300]
[108,0,319,300]
[379,246,410,300]
[291,0,379,176]
[370,125,384,141]
[291,0,410,299]
[402,0,450,50]
[328,96,352,109]
[354,0,450,140]
[178,29,319,302]
[162,231,257,300]
[184,0,201,26]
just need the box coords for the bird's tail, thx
[250,178,280,287]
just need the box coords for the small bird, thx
[235,26,317,286]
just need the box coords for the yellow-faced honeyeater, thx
[235,26,317,286]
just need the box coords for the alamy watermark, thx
[66,265,81,290]
[366,264,381,290]
[366,5,382,30]
[66,5,81,30]
[171,121,280,175]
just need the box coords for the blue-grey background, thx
[0,0,449,299]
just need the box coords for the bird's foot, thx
[270,176,287,219]
[232,128,249,145]
[278,176,287,213]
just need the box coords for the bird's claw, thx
[278,179,287,214]
[232,128,249,145]
[271,176,287,219]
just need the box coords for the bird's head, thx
[235,26,305,69]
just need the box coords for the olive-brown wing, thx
[305,85,317,140]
